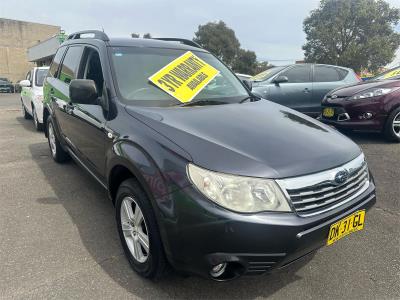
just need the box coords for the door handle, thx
[303,88,311,93]
[65,103,74,114]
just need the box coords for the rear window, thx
[35,69,48,87]
[314,66,348,82]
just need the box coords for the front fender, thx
[106,139,192,212]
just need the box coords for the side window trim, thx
[55,47,67,79]
[48,46,67,79]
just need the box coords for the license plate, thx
[323,107,335,118]
[327,210,365,245]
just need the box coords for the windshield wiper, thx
[239,94,261,103]
[179,100,227,107]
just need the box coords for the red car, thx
[320,74,400,142]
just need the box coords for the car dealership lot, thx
[0,93,398,299]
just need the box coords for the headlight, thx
[350,87,399,100]
[187,164,291,213]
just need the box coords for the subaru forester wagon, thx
[42,30,376,281]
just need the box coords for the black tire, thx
[21,101,31,120]
[384,107,400,142]
[32,106,43,131]
[115,178,167,279]
[46,117,70,163]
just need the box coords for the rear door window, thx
[48,47,66,78]
[279,65,312,83]
[314,66,348,82]
[59,46,83,84]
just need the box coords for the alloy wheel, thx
[120,196,150,263]
[48,123,57,157]
[392,112,400,137]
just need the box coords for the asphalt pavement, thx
[0,93,399,299]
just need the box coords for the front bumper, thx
[320,98,387,131]
[159,180,376,280]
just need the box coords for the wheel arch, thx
[107,154,160,207]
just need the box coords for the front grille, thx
[277,154,369,217]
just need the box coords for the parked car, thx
[20,66,49,130]
[0,78,14,93]
[43,30,376,281]
[251,64,360,117]
[320,74,400,142]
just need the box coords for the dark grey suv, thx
[42,30,376,281]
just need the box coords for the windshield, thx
[110,47,248,107]
[251,66,286,82]
[35,68,48,87]
[372,67,400,81]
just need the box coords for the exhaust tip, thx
[210,263,227,278]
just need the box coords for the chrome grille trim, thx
[276,153,369,217]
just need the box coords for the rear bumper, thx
[159,180,376,280]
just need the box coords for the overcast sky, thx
[2,0,400,65]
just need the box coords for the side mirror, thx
[69,79,98,105]
[242,79,252,91]
[19,80,31,87]
[273,75,289,85]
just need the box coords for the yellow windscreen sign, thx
[148,51,219,103]
[383,68,400,79]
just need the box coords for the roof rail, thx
[153,38,201,48]
[67,30,110,42]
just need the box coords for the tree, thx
[303,0,400,73]
[232,49,258,75]
[131,33,140,38]
[143,33,152,39]
[193,21,240,67]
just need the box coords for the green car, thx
[251,64,360,117]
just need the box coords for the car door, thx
[50,45,84,149]
[64,46,108,179]
[312,65,348,114]
[267,64,312,114]
[22,70,33,113]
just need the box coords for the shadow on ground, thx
[339,130,389,145]
[15,115,38,133]
[28,141,313,299]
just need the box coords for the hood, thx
[125,100,361,179]
[327,80,395,98]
